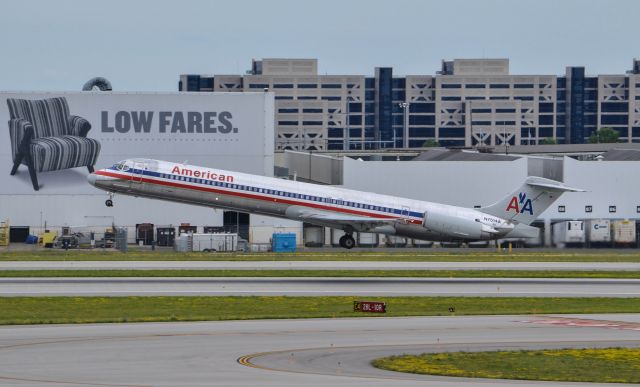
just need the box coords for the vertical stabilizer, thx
[479,177,584,225]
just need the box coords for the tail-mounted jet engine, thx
[422,210,499,240]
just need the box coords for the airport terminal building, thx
[181,58,640,150]
[2,60,640,249]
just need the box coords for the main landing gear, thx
[105,193,114,207]
[339,233,356,249]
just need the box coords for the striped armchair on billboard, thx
[7,97,101,191]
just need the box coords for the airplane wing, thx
[284,205,400,231]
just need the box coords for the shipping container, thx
[611,220,636,246]
[357,232,379,247]
[552,221,585,248]
[586,219,611,246]
[385,235,407,247]
[192,233,238,252]
[303,226,324,247]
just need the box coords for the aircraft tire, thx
[338,235,347,248]
[105,199,113,207]
[343,235,356,249]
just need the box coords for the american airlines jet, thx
[87,159,582,249]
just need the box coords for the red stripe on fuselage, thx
[95,170,422,224]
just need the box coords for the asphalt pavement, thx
[1,314,639,386]
[2,260,640,270]
[1,277,640,297]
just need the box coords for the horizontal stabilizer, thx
[525,177,585,193]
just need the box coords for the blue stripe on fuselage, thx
[109,166,424,219]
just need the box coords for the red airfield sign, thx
[353,301,386,313]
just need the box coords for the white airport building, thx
[284,147,640,247]
[0,91,298,246]
[1,91,639,248]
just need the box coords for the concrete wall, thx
[342,156,640,221]
[284,150,343,184]
[547,157,639,220]
[342,157,528,208]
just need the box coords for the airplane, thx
[87,158,583,249]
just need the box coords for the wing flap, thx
[284,205,399,230]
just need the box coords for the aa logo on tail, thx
[506,192,533,215]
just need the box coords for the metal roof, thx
[601,148,640,161]
[413,149,520,161]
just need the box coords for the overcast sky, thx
[1,0,637,91]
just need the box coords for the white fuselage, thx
[90,159,515,242]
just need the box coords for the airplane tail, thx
[480,176,584,225]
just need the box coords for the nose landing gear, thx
[105,193,114,207]
[339,234,356,249]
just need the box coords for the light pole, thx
[398,102,410,148]
[343,98,350,151]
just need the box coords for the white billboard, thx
[0,92,274,194]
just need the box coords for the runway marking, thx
[521,317,640,331]
[236,347,419,380]
[0,374,148,387]
[237,353,266,369]
[237,339,640,381]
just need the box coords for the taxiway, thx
[1,315,639,386]
[1,277,639,297]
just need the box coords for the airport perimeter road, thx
[1,277,640,297]
[1,315,639,386]
[3,261,640,271]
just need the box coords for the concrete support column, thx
[544,218,552,247]
[324,227,332,247]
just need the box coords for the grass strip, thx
[372,348,640,383]
[1,269,639,278]
[2,251,640,262]
[1,296,640,325]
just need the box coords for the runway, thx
[2,260,640,271]
[1,277,640,297]
[1,314,639,386]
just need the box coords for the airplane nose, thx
[87,173,97,186]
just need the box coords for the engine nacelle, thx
[422,210,497,240]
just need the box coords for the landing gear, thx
[105,193,114,207]
[339,234,356,249]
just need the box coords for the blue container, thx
[272,233,296,253]
[25,234,39,244]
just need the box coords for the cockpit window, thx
[113,161,130,171]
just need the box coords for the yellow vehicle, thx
[39,230,58,248]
